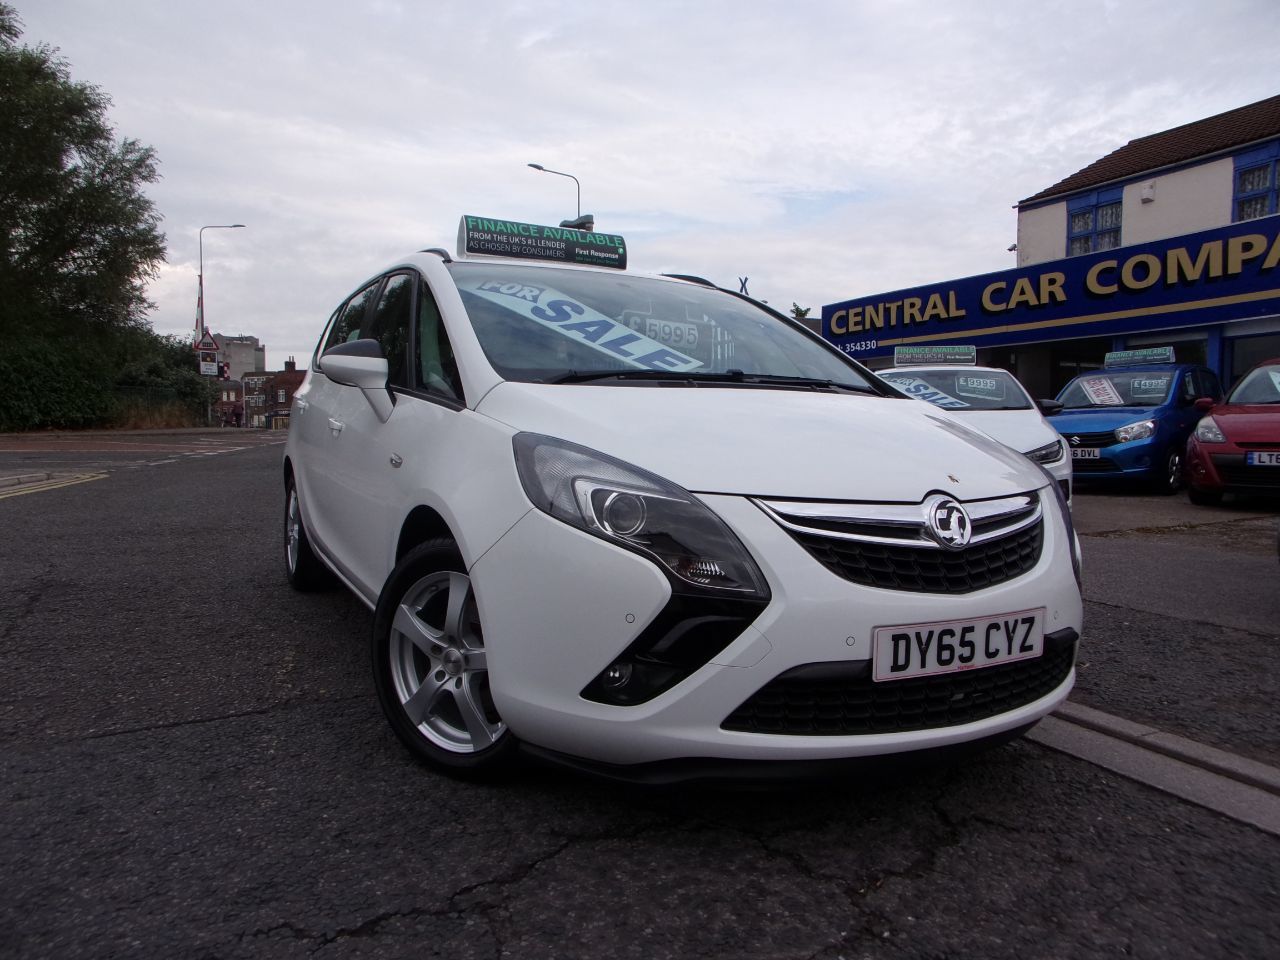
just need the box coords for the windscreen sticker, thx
[619,311,701,351]
[882,376,969,409]
[1130,376,1171,400]
[1080,376,1124,406]
[458,278,703,372]
[954,375,1007,401]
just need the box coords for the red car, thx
[1184,358,1280,505]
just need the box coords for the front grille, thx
[1071,456,1118,473]
[791,522,1043,593]
[755,490,1045,596]
[1062,430,1115,448]
[721,631,1077,736]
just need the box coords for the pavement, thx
[0,471,59,488]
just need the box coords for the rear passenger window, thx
[323,280,382,354]
[365,273,415,388]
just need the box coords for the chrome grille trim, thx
[753,491,1042,550]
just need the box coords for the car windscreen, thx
[445,262,877,389]
[1226,363,1280,404]
[879,368,1032,410]
[1058,369,1175,408]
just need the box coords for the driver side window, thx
[364,273,414,389]
[323,280,382,354]
[417,279,463,402]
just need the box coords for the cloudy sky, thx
[18,1,1280,369]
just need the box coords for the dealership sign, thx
[823,218,1280,361]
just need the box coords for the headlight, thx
[513,433,769,597]
[1115,419,1156,443]
[1025,439,1065,465]
[1194,416,1226,443]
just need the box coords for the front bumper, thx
[1068,435,1164,482]
[470,492,1083,766]
[1186,439,1280,495]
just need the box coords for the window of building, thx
[1067,188,1123,256]
[1229,331,1280,386]
[277,389,286,403]
[1233,142,1278,222]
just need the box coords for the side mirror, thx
[1036,398,1063,415]
[1193,397,1216,413]
[319,339,394,423]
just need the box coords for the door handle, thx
[328,418,344,434]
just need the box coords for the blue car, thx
[1050,350,1222,494]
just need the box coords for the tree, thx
[790,303,811,323]
[0,3,183,429]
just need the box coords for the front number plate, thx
[1070,447,1100,460]
[873,608,1045,682]
[1246,451,1280,466]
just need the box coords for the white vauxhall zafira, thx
[283,216,1084,782]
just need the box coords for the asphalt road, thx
[1,435,1277,959]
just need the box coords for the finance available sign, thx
[458,216,627,270]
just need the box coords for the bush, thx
[0,332,214,431]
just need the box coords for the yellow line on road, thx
[0,473,108,500]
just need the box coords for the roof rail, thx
[661,273,715,287]
[420,247,453,263]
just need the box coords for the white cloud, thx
[17,0,1280,366]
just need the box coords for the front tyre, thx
[1151,448,1182,495]
[372,539,516,778]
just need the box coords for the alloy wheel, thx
[387,570,504,754]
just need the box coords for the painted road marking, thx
[0,473,108,500]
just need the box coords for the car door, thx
[322,271,468,599]
[296,277,385,582]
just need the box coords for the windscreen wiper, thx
[730,373,875,393]
[550,370,873,392]
[550,370,745,385]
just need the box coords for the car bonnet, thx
[475,381,1047,501]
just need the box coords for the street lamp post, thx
[527,164,594,231]
[197,223,245,338]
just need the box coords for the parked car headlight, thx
[1194,416,1226,443]
[1115,419,1156,443]
[513,433,769,597]
[1025,439,1065,465]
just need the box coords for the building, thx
[241,373,270,428]
[211,333,267,381]
[823,94,1280,397]
[264,358,304,429]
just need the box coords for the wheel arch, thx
[396,505,459,565]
